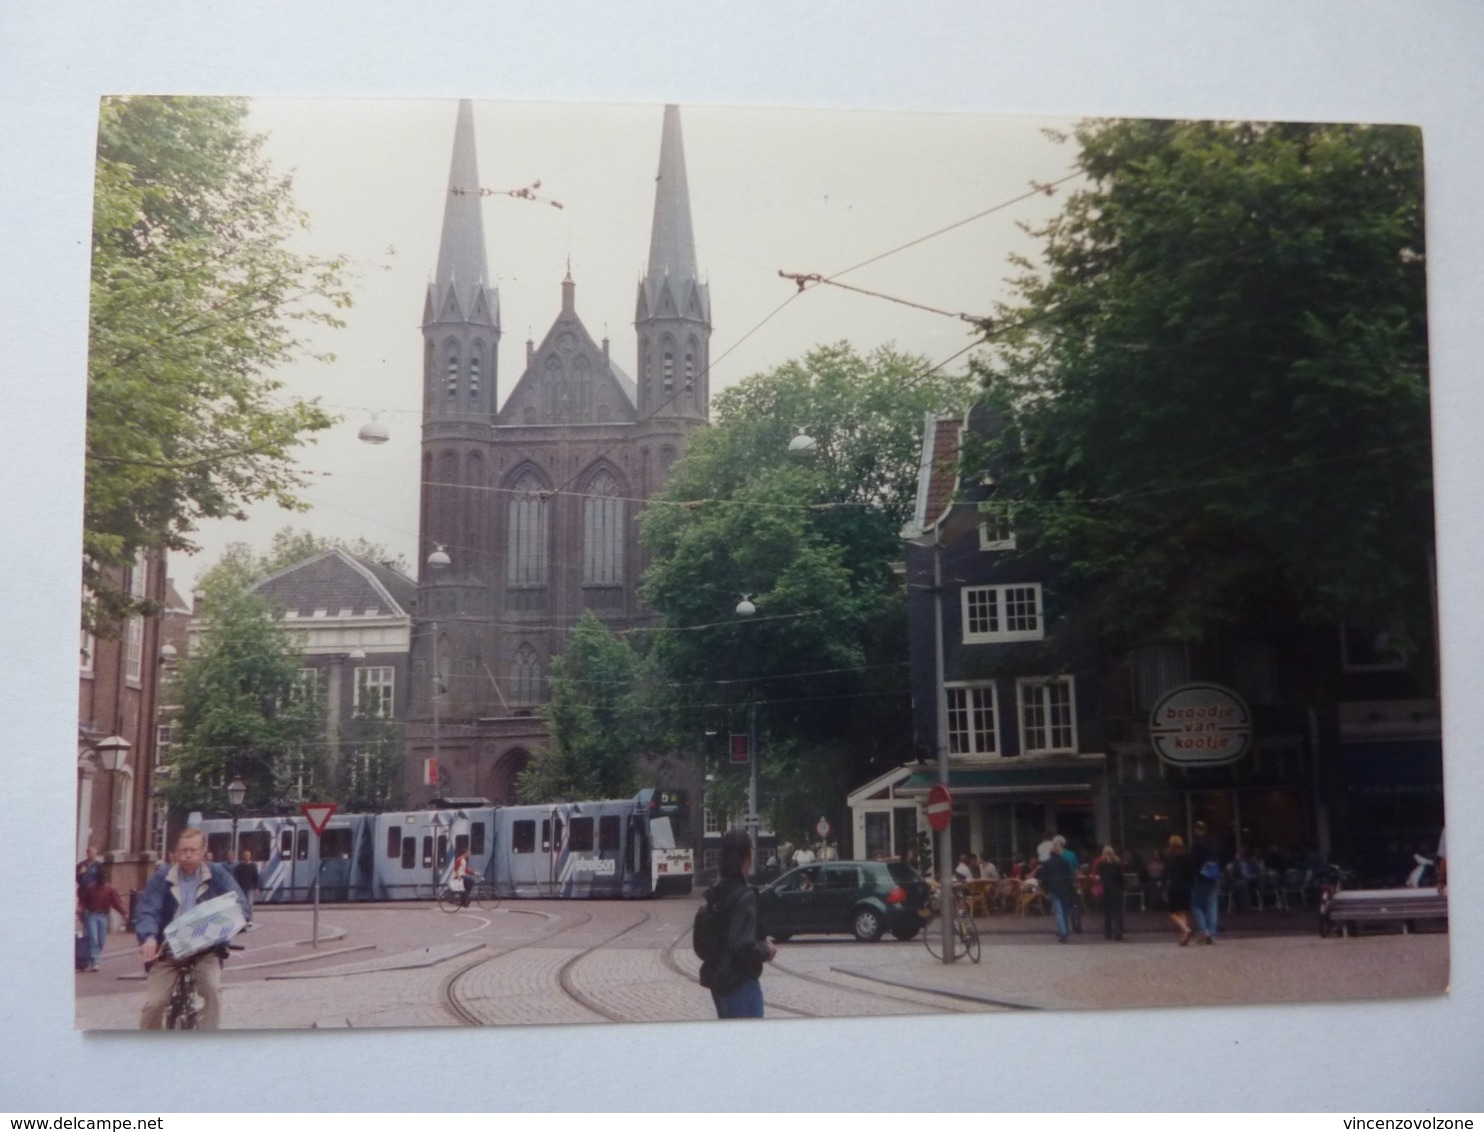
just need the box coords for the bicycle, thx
[921,883,981,963]
[437,877,499,913]
[160,941,244,1030]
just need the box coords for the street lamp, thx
[226,775,247,857]
[358,412,390,445]
[735,596,760,854]
[95,735,131,854]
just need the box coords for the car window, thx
[887,862,922,885]
[823,866,860,890]
[776,867,819,893]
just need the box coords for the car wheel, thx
[890,925,920,942]
[853,906,885,942]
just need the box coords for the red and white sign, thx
[815,817,831,838]
[925,784,953,832]
[1149,683,1253,767]
[300,802,338,836]
[729,733,751,764]
[423,757,439,787]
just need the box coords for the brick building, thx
[407,102,710,804]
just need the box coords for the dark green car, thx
[756,860,931,942]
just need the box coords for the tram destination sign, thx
[1149,683,1253,767]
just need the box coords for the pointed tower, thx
[635,104,710,421]
[420,100,501,583]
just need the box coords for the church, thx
[405,101,710,805]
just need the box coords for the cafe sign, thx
[1149,683,1253,767]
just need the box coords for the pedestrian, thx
[793,843,815,868]
[699,829,777,1018]
[234,849,261,915]
[1031,839,1077,943]
[1096,846,1126,941]
[1058,837,1084,933]
[1189,820,1222,944]
[135,826,250,1029]
[1165,834,1195,945]
[77,845,103,891]
[1035,830,1057,863]
[77,867,128,972]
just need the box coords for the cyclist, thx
[135,826,249,1029]
[451,847,480,908]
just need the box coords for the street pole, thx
[747,701,759,861]
[933,537,956,963]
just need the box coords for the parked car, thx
[756,860,931,942]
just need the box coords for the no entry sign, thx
[926,784,953,832]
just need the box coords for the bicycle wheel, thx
[437,887,462,913]
[922,911,945,959]
[960,916,982,964]
[477,886,500,912]
[165,971,200,1030]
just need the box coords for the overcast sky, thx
[172,98,1077,592]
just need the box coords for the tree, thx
[640,343,974,832]
[336,710,405,813]
[973,120,1431,647]
[85,96,349,633]
[516,611,655,802]
[164,582,324,816]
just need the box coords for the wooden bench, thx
[1319,887,1448,938]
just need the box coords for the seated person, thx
[980,857,1001,882]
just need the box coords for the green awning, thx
[899,763,1100,795]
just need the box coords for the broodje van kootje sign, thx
[1149,683,1253,767]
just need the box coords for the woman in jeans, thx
[698,829,777,1018]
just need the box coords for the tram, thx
[189,788,693,903]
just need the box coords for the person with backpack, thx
[694,829,776,1018]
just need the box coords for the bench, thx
[1319,887,1448,938]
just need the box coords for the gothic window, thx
[469,344,483,400]
[685,337,697,389]
[574,354,592,420]
[662,351,674,395]
[512,644,540,704]
[446,341,460,399]
[583,471,624,586]
[545,355,563,419]
[524,405,537,425]
[507,471,549,586]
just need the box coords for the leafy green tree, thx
[974,120,1431,647]
[641,343,974,796]
[85,96,348,633]
[516,611,656,803]
[336,710,406,813]
[164,582,324,815]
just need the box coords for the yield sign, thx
[300,802,338,836]
[925,784,953,832]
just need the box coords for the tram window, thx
[240,832,270,863]
[570,817,594,852]
[599,815,620,852]
[650,816,676,850]
[436,834,448,868]
[321,828,352,858]
[541,819,550,851]
[471,822,486,856]
[386,827,402,860]
[512,821,535,854]
[296,830,309,860]
[401,835,416,869]
[554,818,564,847]
[454,833,469,857]
[421,836,433,868]
[207,833,231,861]
[280,830,294,857]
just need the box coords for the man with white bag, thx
[134,827,249,1029]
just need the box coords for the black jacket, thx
[699,877,771,996]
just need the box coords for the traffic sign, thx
[300,802,338,836]
[815,817,831,838]
[925,784,953,832]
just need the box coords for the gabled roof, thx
[906,411,965,538]
[251,548,416,619]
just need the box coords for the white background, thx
[1,0,1480,1113]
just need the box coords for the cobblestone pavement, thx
[75,898,1449,1030]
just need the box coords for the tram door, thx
[317,823,354,902]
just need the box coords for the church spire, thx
[636,105,710,420]
[645,104,698,292]
[435,99,489,307]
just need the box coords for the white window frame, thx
[978,507,1016,551]
[80,627,95,675]
[1016,676,1078,755]
[944,681,999,756]
[354,666,396,719]
[962,583,1044,644]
